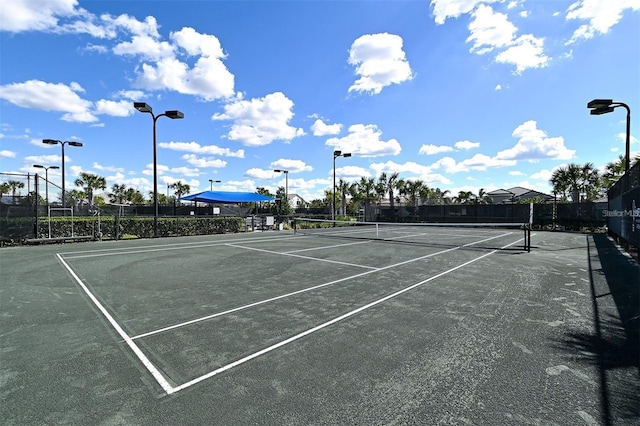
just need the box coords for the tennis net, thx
[293,218,531,252]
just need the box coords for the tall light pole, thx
[42,139,83,211]
[209,179,221,191]
[33,164,59,206]
[274,169,289,214]
[134,102,184,238]
[333,150,351,220]
[588,99,631,173]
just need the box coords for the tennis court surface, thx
[2,229,638,425]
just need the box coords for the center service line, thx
[169,238,523,394]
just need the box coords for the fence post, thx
[34,173,39,238]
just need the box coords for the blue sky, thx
[1,0,638,202]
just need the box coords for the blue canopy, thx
[179,190,276,204]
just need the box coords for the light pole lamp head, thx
[42,139,59,145]
[67,141,83,147]
[165,110,184,119]
[333,150,341,157]
[134,102,153,113]
[33,164,44,169]
[587,99,613,109]
[50,165,60,170]
[343,153,352,158]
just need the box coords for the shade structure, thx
[179,191,276,204]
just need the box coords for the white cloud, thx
[0,0,81,32]
[334,165,371,181]
[92,162,124,173]
[181,154,226,168]
[418,144,454,155]
[508,170,525,176]
[244,168,279,180]
[0,80,97,122]
[369,160,452,185]
[326,124,401,157]
[169,166,200,177]
[159,141,245,158]
[347,33,414,95]
[617,132,639,144]
[0,150,16,158]
[430,0,500,25]
[496,120,575,161]
[454,140,480,150]
[566,0,640,44]
[269,159,313,173]
[311,119,342,136]
[530,168,554,181]
[94,99,132,117]
[495,34,550,74]
[212,92,305,146]
[495,84,502,91]
[467,4,517,55]
[433,154,517,173]
[112,25,235,101]
[24,154,64,164]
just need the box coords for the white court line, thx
[59,230,528,395]
[225,243,378,270]
[169,237,524,394]
[130,245,461,340]
[61,235,308,259]
[284,239,372,254]
[55,253,175,395]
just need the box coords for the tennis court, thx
[2,227,638,425]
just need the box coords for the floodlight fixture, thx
[587,98,631,173]
[41,139,83,211]
[133,102,185,237]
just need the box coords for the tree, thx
[6,180,25,198]
[401,179,426,214]
[602,154,640,189]
[454,190,474,204]
[336,179,352,216]
[169,181,190,201]
[109,183,128,204]
[476,188,492,204]
[74,172,107,206]
[550,163,602,202]
[0,182,10,199]
[377,172,403,219]
[274,186,292,215]
[354,177,378,221]
[127,188,146,204]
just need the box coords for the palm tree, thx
[401,179,426,215]
[74,172,107,206]
[0,182,10,201]
[602,154,640,189]
[550,163,602,202]
[336,179,352,216]
[377,172,404,219]
[169,181,190,201]
[454,190,474,204]
[6,180,25,198]
[126,188,146,204]
[354,177,378,221]
[109,183,128,204]
[476,188,493,204]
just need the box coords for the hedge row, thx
[0,216,244,243]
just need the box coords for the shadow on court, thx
[552,234,640,426]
